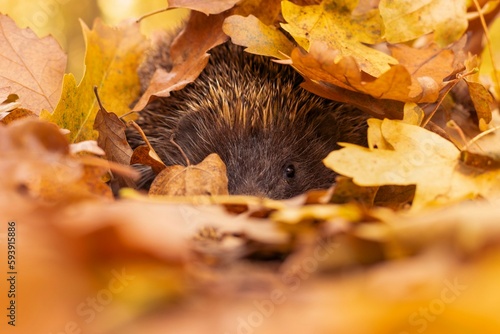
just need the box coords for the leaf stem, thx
[170,135,191,166]
[421,79,459,127]
[136,8,173,23]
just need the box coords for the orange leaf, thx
[0,15,66,114]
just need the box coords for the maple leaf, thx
[0,15,66,114]
[281,0,396,77]
[324,119,500,210]
[40,19,147,143]
[379,0,468,46]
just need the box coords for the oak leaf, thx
[324,119,500,210]
[0,15,66,114]
[41,19,147,143]
[379,0,468,46]
[223,15,295,59]
[292,39,462,106]
[281,0,396,77]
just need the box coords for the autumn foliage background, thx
[1,0,500,333]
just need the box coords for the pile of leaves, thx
[1,0,500,333]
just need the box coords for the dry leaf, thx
[463,55,493,126]
[233,0,282,25]
[149,153,229,196]
[133,11,229,111]
[40,19,148,143]
[0,118,112,201]
[130,145,166,175]
[0,107,37,125]
[479,14,500,100]
[380,0,468,46]
[94,108,133,166]
[292,38,461,106]
[325,119,500,210]
[168,0,240,14]
[223,14,295,59]
[281,0,395,77]
[0,15,66,113]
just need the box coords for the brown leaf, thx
[300,77,404,119]
[292,39,462,106]
[0,118,113,201]
[233,0,282,25]
[463,55,493,125]
[133,11,229,111]
[388,42,457,100]
[0,108,37,125]
[130,145,167,175]
[168,0,240,15]
[94,108,133,166]
[149,153,229,196]
[0,15,66,114]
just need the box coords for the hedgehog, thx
[127,39,368,199]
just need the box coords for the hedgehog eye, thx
[284,164,296,179]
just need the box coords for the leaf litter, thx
[1,0,500,333]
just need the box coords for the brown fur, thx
[127,41,368,199]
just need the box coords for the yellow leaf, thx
[379,0,468,46]
[479,16,500,101]
[223,15,295,59]
[324,119,500,210]
[40,19,147,143]
[281,0,396,77]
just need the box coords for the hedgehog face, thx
[173,121,340,199]
[129,42,367,198]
